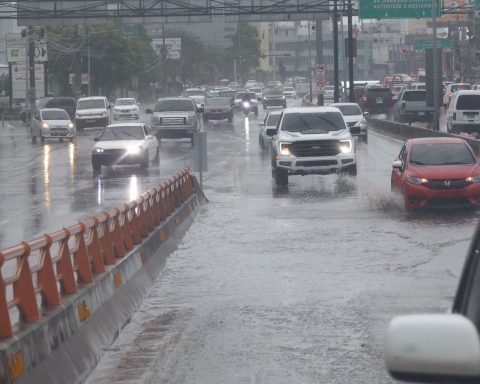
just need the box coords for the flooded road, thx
[85,106,478,383]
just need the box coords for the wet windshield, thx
[206,97,230,106]
[100,126,144,141]
[410,143,475,165]
[41,110,69,120]
[154,100,194,112]
[281,112,346,133]
[77,99,105,109]
[335,105,362,116]
[115,99,136,106]
[266,114,281,126]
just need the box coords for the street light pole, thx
[88,35,91,96]
[333,0,339,103]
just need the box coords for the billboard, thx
[11,64,45,99]
[6,35,48,63]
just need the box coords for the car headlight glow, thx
[242,101,251,108]
[279,142,292,156]
[95,148,104,153]
[126,146,142,155]
[407,175,428,185]
[42,122,50,129]
[466,175,480,183]
[339,139,353,154]
[68,122,74,129]
[101,112,107,117]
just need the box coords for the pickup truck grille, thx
[290,140,339,157]
[160,117,186,125]
[424,179,470,190]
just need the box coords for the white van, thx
[446,90,480,135]
[75,96,111,131]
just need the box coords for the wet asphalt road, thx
[81,104,479,383]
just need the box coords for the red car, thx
[391,137,480,209]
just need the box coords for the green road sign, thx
[359,0,440,19]
[122,24,140,38]
[415,39,451,50]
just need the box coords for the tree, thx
[230,22,261,82]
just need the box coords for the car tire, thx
[254,108,258,116]
[154,147,159,162]
[361,134,368,144]
[40,135,45,144]
[341,164,357,176]
[274,168,288,186]
[228,115,233,123]
[31,129,36,143]
[76,121,83,131]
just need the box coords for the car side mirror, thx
[266,128,277,137]
[385,314,480,382]
[94,137,100,142]
[392,160,403,169]
[146,109,153,114]
[363,111,369,117]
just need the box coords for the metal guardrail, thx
[0,168,194,339]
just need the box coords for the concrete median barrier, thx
[0,169,207,384]
[367,117,480,155]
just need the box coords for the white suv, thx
[271,106,356,186]
[75,96,111,131]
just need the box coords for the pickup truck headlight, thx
[101,112,107,117]
[94,147,104,153]
[42,122,50,129]
[407,175,428,185]
[126,145,142,155]
[68,122,74,129]
[339,139,353,154]
[279,142,292,156]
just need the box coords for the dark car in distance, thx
[359,86,394,114]
[203,97,234,123]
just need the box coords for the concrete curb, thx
[0,190,207,384]
[367,117,480,155]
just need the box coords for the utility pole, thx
[333,0,339,103]
[308,20,313,102]
[162,24,167,96]
[347,0,354,102]
[316,17,324,105]
[432,0,440,131]
[88,34,91,96]
[27,26,36,122]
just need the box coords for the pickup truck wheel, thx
[341,164,357,176]
[274,169,288,186]
[259,135,265,149]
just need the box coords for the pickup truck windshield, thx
[266,114,281,126]
[281,112,346,133]
[77,100,105,110]
[154,100,194,112]
[403,91,426,102]
[410,143,475,165]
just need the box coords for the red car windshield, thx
[410,143,475,166]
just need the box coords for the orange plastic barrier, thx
[0,168,194,339]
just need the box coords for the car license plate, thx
[418,112,425,116]
[86,119,95,123]
[466,113,477,119]
[376,97,383,104]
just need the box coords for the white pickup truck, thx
[392,89,433,124]
[271,106,356,186]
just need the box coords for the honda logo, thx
[444,180,451,187]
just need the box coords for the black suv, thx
[359,86,393,114]
[263,88,287,109]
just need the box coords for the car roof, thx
[266,110,282,116]
[156,97,193,101]
[107,123,144,128]
[116,97,136,101]
[452,90,480,96]
[78,96,107,100]
[407,137,468,145]
[40,108,69,112]
[283,106,341,114]
[332,102,361,107]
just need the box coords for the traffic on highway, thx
[3,9,480,384]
